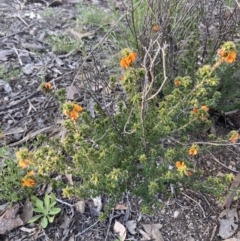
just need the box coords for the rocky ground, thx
[1,0,240,241]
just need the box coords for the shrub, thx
[1,0,240,211]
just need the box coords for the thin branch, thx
[147,42,168,101]
[206,150,238,173]
[181,192,206,218]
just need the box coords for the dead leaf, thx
[139,229,151,240]
[222,172,240,212]
[0,203,9,215]
[142,223,164,241]
[0,204,24,234]
[65,171,73,185]
[66,85,79,100]
[69,29,95,40]
[4,127,25,136]
[115,204,128,210]
[20,227,36,233]
[60,215,71,229]
[113,220,126,241]
[219,208,238,239]
[125,220,137,234]
[92,196,102,213]
[0,50,14,61]
[20,198,33,223]
[75,200,85,214]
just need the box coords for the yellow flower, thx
[19,160,29,169]
[22,178,35,187]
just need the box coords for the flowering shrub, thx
[8,40,236,209]
[0,1,239,209]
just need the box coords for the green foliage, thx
[47,34,82,54]
[0,0,239,213]
[77,4,116,27]
[0,147,33,201]
[28,193,61,229]
[0,66,20,82]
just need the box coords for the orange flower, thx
[19,160,29,169]
[176,161,188,176]
[27,170,35,176]
[69,110,79,121]
[218,49,225,57]
[193,107,198,114]
[175,80,181,86]
[189,148,197,156]
[230,132,239,143]
[120,52,137,69]
[44,82,52,90]
[127,52,137,63]
[225,51,236,63]
[218,49,236,63]
[201,105,209,112]
[120,57,129,68]
[153,24,159,32]
[22,178,35,187]
[73,104,83,113]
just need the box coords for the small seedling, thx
[28,193,61,228]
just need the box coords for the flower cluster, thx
[176,161,188,176]
[176,161,192,176]
[218,41,237,63]
[63,102,83,121]
[120,49,137,69]
[16,148,35,188]
[22,171,35,187]
[192,105,209,121]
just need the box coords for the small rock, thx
[173,210,180,218]
[75,200,85,214]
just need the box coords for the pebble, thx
[173,210,180,218]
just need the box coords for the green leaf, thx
[41,216,48,229]
[48,207,61,215]
[50,192,56,202]
[49,201,57,209]
[35,199,46,215]
[48,216,55,223]
[31,195,39,203]
[44,194,50,211]
[33,207,45,213]
[28,214,43,223]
